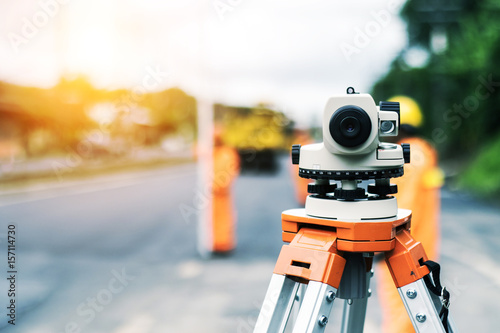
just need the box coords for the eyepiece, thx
[329,105,372,148]
[380,120,395,134]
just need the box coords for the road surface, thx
[0,158,498,332]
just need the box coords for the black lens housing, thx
[329,105,372,148]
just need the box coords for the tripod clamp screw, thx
[326,290,336,302]
[406,289,417,299]
[318,315,329,326]
[416,313,427,323]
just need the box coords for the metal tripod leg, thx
[399,278,453,332]
[426,287,458,333]
[340,268,372,333]
[290,284,306,328]
[254,274,300,332]
[340,298,369,333]
[292,281,338,333]
[386,229,458,332]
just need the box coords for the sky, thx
[0,0,408,125]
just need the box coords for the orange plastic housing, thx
[274,209,430,288]
[282,209,410,252]
[385,229,430,287]
[273,228,346,288]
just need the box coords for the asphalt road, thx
[0,158,498,332]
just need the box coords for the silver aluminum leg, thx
[290,284,307,328]
[398,279,447,332]
[340,268,371,333]
[426,286,458,333]
[340,298,369,333]
[254,274,300,333]
[292,281,338,333]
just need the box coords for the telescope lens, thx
[340,116,360,137]
[329,106,372,148]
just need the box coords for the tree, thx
[372,0,500,158]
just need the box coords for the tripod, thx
[254,89,457,332]
[253,202,457,333]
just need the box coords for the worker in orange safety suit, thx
[211,128,240,253]
[376,96,444,332]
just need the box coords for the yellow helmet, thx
[388,95,423,128]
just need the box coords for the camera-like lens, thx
[329,106,372,147]
[340,116,360,137]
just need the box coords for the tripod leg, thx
[340,268,372,333]
[340,298,368,333]
[292,281,337,333]
[254,274,300,333]
[426,286,458,333]
[398,280,446,332]
[385,229,455,332]
[290,284,307,327]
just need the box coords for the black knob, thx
[367,184,398,196]
[380,101,400,131]
[308,183,337,195]
[291,144,301,164]
[379,101,400,112]
[401,143,410,163]
[334,188,366,200]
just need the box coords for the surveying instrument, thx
[253,88,456,332]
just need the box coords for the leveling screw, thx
[318,315,328,326]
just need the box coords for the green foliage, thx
[372,0,500,158]
[372,0,500,196]
[457,134,500,197]
[443,12,500,74]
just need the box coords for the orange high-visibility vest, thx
[290,163,310,205]
[394,137,442,260]
[211,145,240,252]
[377,137,443,333]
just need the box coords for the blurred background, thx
[0,0,499,332]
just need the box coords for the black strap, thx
[422,260,442,295]
[440,288,450,332]
[422,260,450,333]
